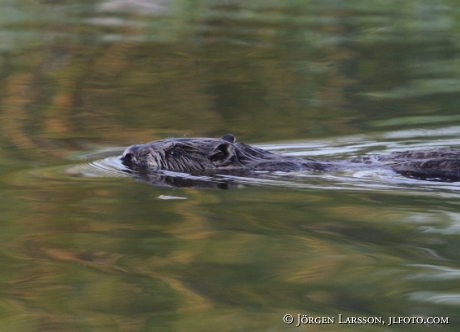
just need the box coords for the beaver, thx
[121,134,460,182]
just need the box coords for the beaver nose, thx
[122,145,140,163]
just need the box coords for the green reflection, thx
[0,0,460,331]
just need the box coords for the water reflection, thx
[407,265,460,280]
[1,0,459,148]
[2,0,460,330]
[96,0,167,15]
[419,212,460,235]
[410,292,460,305]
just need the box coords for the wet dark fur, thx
[121,134,460,182]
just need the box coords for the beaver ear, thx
[209,142,235,165]
[220,134,236,143]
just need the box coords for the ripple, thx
[406,265,460,280]
[66,156,129,179]
[409,291,460,305]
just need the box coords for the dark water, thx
[2,0,460,331]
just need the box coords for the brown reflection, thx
[2,74,38,149]
[1,1,460,331]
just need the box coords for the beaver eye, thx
[168,148,181,157]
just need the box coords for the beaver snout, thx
[122,145,141,164]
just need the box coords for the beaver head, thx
[121,134,270,172]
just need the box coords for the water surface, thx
[1,0,460,331]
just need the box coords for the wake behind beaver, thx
[120,134,460,182]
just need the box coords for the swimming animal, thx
[121,134,460,182]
